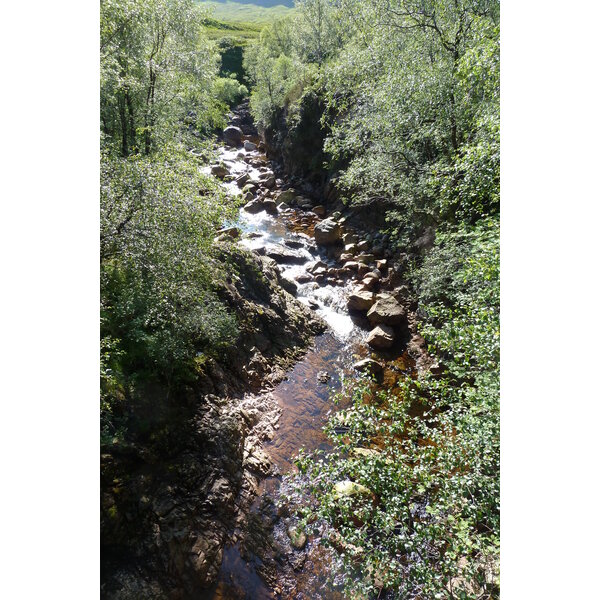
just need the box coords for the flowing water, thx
[201,134,412,599]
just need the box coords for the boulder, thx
[353,358,384,376]
[357,263,370,278]
[236,173,250,187]
[243,200,263,214]
[264,244,308,265]
[223,126,243,146]
[367,295,407,326]
[313,205,326,217]
[244,140,257,151]
[366,325,395,349]
[263,175,276,189]
[314,218,342,246]
[217,226,240,239]
[263,199,278,214]
[307,260,327,274]
[242,191,254,202]
[333,480,374,501]
[284,239,306,249]
[280,277,298,296]
[295,273,313,284]
[211,164,229,179]
[287,524,307,550]
[356,253,375,264]
[361,276,378,290]
[277,189,297,205]
[347,289,375,311]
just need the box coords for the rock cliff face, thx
[100,248,325,599]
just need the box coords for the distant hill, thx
[203,0,294,7]
[197,1,294,23]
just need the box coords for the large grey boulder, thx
[223,126,243,146]
[347,289,375,311]
[366,324,395,349]
[265,243,308,265]
[243,199,263,214]
[314,218,342,245]
[367,295,407,326]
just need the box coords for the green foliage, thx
[288,220,500,598]
[214,74,249,106]
[246,4,501,591]
[101,0,224,157]
[100,144,239,384]
[100,0,243,443]
[244,0,499,242]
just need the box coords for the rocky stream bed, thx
[101,103,432,600]
[199,106,433,599]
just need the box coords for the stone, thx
[353,358,384,375]
[314,218,342,245]
[344,243,357,254]
[356,253,375,264]
[244,140,257,151]
[307,260,327,273]
[284,239,307,250]
[347,289,375,311]
[357,263,370,278]
[317,371,330,384]
[333,480,373,501]
[312,205,326,217]
[263,175,276,189]
[356,240,369,252]
[277,189,297,205]
[361,276,378,290]
[295,273,313,284]
[277,202,290,211]
[263,199,278,214]
[376,259,388,270]
[366,324,395,349]
[242,183,257,194]
[211,164,229,178]
[236,172,250,187]
[350,447,382,459]
[223,126,243,146]
[367,295,407,326]
[217,226,240,239]
[280,277,298,296]
[264,244,308,265]
[287,525,307,550]
[243,200,263,214]
[242,191,254,202]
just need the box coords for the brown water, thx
[202,139,406,599]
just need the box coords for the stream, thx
[199,114,415,599]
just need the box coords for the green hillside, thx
[197,1,294,23]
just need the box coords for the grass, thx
[202,17,264,41]
[197,1,294,24]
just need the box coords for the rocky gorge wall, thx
[100,247,325,599]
